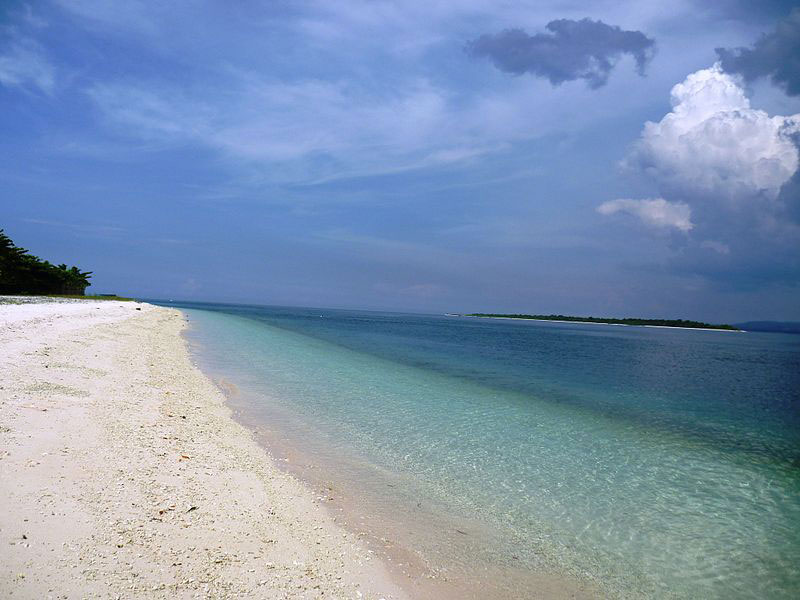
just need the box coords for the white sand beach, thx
[0,300,407,599]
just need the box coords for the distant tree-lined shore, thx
[465,313,739,330]
[0,230,92,295]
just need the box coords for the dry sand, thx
[0,299,408,599]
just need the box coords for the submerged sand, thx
[0,300,406,599]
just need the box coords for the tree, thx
[0,229,92,295]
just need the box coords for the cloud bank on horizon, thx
[0,1,798,320]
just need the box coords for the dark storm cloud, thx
[664,192,800,290]
[466,19,655,89]
[716,8,800,95]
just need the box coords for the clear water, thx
[156,301,800,599]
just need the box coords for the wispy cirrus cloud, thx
[0,36,55,94]
[85,71,601,183]
[45,1,672,185]
[86,77,464,177]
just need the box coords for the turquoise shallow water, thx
[158,301,800,599]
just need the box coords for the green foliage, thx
[466,313,739,331]
[0,229,92,295]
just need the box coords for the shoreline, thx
[0,299,406,598]
[177,305,601,600]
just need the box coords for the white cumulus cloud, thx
[599,64,800,287]
[624,63,800,204]
[597,197,693,231]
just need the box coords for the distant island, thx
[462,313,740,331]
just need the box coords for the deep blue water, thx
[154,300,800,599]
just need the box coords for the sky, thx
[1,0,799,321]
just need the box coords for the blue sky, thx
[2,1,799,321]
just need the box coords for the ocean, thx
[155,301,800,599]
